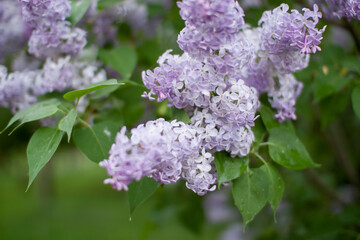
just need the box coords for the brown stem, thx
[304,169,346,205]
[325,123,360,188]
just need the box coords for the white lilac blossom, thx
[312,0,360,21]
[0,57,106,113]
[99,119,217,195]
[0,1,30,62]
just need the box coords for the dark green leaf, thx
[58,109,77,142]
[1,99,61,134]
[259,105,295,134]
[313,71,350,102]
[26,127,63,190]
[320,92,349,128]
[214,151,248,188]
[63,79,123,101]
[259,163,284,217]
[232,168,269,227]
[171,108,191,123]
[98,46,137,79]
[69,0,92,25]
[73,121,120,163]
[128,177,159,215]
[268,127,319,170]
[351,86,360,119]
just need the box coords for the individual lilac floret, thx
[177,0,245,58]
[259,4,326,56]
[18,0,71,28]
[99,119,217,195]
[267,74,303,122]
[28,21,87,58]
[0,1,30,63]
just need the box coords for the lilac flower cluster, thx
[18,0,86,58]
[0,1,30,63]
[313,0,360,21]
[239,3,325,120]
[101,1,325,195]
[99,119,216,195]
[0,57,106,113]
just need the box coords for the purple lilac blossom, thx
[0,57,106,113]
[0,1,30,63]
[258,4,325,56]
[102,1,326,196]
[267,74,303,122]
[28,21,87,58]
[18,0,87,58]
[177,0,245,59]
[312,0,360,21]
[18,0,71,28]
[99,119,217,195]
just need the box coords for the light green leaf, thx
[171,108,191,123]
[232,168,269,227]
[1,99,61,134]
[351,86,360,119]
[73,121,120,163]
[63,79,123,101]
[214,151,248,188]
[27,127,64,190]
[98,46,137,79]
[268,127,319,170]
[259,163,284,217]
[128,177,159,215]
[70,0,92,25]
[90,79,144,100]
[58,109,77,142]
[259,105,295,134]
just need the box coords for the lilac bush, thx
[100,0,326,195]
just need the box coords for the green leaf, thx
[69,0,92,25]
[259,163,284,217]
[97,0,122,9]
[320,92,349,128]
[26,127,64,190]
[170,108,191,123]
[351,86,360,119]
[58,109,77,142]
[214,151,248,188]
[73,121,120,163]
[63,79,123,101]
[232,168,269,227]
[128,177,159,215]
[1,99,61,134]
[98,46,137,79]
[259,105,295,134]
[313,71,350,102]
[90,79,144,100]
[268,127,319,170]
